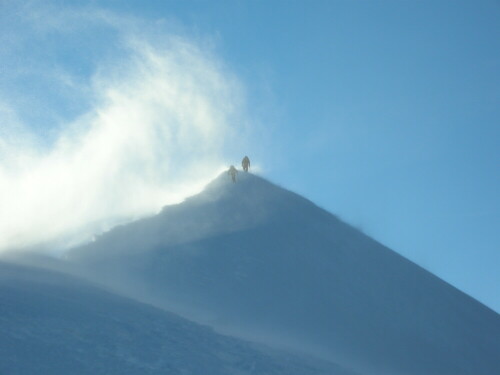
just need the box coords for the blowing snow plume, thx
[0,8,249,252]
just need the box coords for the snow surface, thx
[0,261,355,375]
[68,172,500,375]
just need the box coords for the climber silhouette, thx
[228,165,238,183]
[242,156,250,172]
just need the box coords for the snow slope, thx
[69,172,500,375]
[0,260,355,375]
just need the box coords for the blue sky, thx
[0,1,498,312]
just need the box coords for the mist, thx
[0,10,249,252]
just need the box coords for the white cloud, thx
[0,11,249,252]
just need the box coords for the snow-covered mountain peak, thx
[66,172,500,375]
[181,171,309,215]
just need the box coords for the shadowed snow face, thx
[0,7,250,252]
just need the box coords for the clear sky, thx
[0,1,498,312]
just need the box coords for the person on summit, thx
[228,165,238,183]
[241,156,250,172]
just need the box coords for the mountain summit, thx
[69,172,500,375]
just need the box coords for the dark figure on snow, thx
[242,156,250,172]
[228,165,238,183]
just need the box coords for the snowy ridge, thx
[68,172,500,375]
[0,261,355,375]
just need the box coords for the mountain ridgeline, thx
[67,172,500,375]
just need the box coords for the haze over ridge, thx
[0,10,253,252]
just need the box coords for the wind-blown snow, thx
[0,10,250,253]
